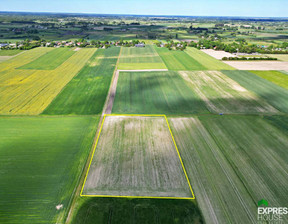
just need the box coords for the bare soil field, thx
[82,115,192,198]
[201,49,236,60]
[223,61,288,70]
[179,71,277,114]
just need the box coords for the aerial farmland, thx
[0,10,288,224]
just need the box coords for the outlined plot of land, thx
[81,115,194,199]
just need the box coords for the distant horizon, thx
[1,11,288,19]
[1,0,287,18]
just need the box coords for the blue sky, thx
[1,0,287,17]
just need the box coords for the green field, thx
[18,48,75,70]
[249,70,288,90]
[0,50,23,56]
[223,70,288,113]
[185,47,235,70]
[112,71,209,114]
[169,115,288,224]
[69,197,203,224]
[118,45,167,70]
[0,116,98,224]
[155,47,206,71]
[43,47,120,115]
[179,71,277,114]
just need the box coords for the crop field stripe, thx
[80,114,106,197]
[80,114,195,200]
[164,115,195,199]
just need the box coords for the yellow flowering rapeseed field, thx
[0,48,96,115]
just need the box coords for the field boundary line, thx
[80,114,195,200]
[80,115,106,196]
[164,115,195,199]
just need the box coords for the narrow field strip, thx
[0,48,96,115]
[81,115,194,199]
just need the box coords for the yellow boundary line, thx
[80,114,195,200]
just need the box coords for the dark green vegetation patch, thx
[18,48,75,70]
[71,197,203,224]
[155,47,206,71]
[0,116,98,224]
[223,70,288,113]
[43,47,120,115]
[112,71,209,114]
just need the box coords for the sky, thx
[1,0,287,17]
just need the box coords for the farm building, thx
[0,43,9,48]
[135,43,145,47]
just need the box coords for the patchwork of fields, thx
[0,116,98,224]
[82,115,192,198]
[1,45,288,224]
[43,47,120,115]
[0,48,96,115]
[118,45,167,70]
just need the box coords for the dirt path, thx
[104,69,168,114]
[118,69,168,72]
[105,70,120,114]
[65,48,123,224]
